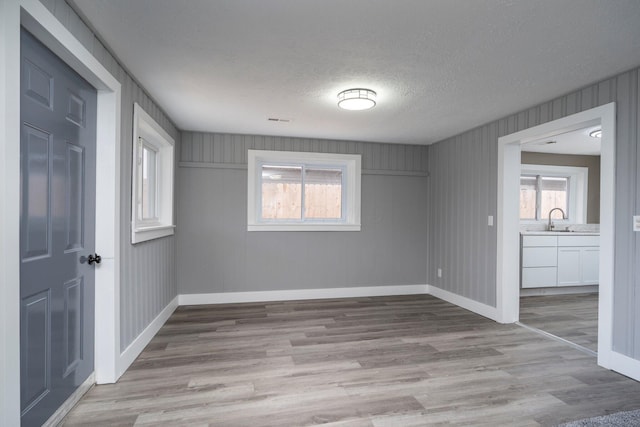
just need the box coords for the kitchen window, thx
[248,150,361,231]
[520,164,588,224]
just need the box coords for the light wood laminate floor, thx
[520,293,598,352]
[62,295,639,426]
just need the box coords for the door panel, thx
[20,29,97,427]
[20,290,51,412]
[23,58,53,109]
[63,277,84,376]
[65,143,85,252]
[22,125,52,261]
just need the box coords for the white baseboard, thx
[608,350,640,382]
[178,285,428,305]
[426,285,499,322]
[118,296,178,377]
[520,285,598,296]
[177,285,500,323]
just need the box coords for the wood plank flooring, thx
[519,293,598,352]
[61,295,640,426]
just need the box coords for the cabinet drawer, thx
[522,267,557,288]
[558,235,599,247]
[522,235,557,247]
[522,247,557,267]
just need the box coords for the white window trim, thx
[247,150,361,231]
[131,103,175,243]
[520,164,588,224]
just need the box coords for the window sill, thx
[248,223,361,232]
[132,224,176,243]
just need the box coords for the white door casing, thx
[496,103,630,379]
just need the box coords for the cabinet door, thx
[581,248,599,284]
[522,247,557,267]
[557,247,581,286]
[522,267,557,288]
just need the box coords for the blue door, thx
[20,29,97,427]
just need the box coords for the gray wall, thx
[177,133,429,294]
[428,127,498,306]
[39,0,180,351]
[521,152,601,223]
[429,68,640,360]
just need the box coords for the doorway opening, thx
[496,103,616,372]
[517,124,602,355]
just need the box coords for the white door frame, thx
[1,0,121,424]
[496,103,619,374]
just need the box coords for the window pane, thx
[519,176,537,219]
[304,168,343,219]
[540,176,568,219]
[261,165,302,219]
[141,145,157,219]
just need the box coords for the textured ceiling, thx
[522,126,602,156]
[71,0,640,145]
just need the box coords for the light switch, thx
[437,268,442,278]
[488,215,494,226]
[634,216,640,232]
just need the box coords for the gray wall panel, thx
[181,132,430,175]
[429,67,640,359]
[427,132,497,306]
[177,133,428,294]
[41,0,180,352]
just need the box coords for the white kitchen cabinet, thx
[522,267,558,288]
[521,236,557,288]
[582,248,600,283]
[521,233,599,288]
[557,247,581,286]
[558,246,599,286]
[522,247,557,267]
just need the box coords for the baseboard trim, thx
[43,372,94,427]
[177,285,500,323]
[608,350,640,382]
[520,285,598,297]
[178,285,429,305]
[118,296,179,376]
[426,285,499,322]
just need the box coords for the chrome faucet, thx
[548,207,566,231]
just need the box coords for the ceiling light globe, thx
[337,88,377,111]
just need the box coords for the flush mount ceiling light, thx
[337,88,377,111]
[589,129,602,138]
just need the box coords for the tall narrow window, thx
[248,150,360,231]
[131,103,175,243]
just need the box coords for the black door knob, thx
[87,253,102,265]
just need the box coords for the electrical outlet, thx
[437,268,442,278]
[488,215,494,226]
[634,215,640,232]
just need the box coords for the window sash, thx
[519,174,570,221]
[257,161,346,223]
[137,137,160,223]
